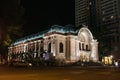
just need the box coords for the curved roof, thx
[13,25,77,45]
[49,25,76,33]
[78,27,94,45]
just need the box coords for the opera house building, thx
[8,25,99,64]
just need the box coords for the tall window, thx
[40,47,44,52]
[59,42,63,53]
[79,43,81,50]
[82,43,84,50]
[36,42,39,51]
[48,43,51,53]
[86,45,88,51]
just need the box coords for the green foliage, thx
[3,35,12,46]
[0,0,24,58]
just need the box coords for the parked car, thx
[12,61,32,67]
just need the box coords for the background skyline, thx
[22,0,75,36]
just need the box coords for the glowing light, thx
[29,63,32,66]
[115,62,118,67]
[110,55,113,58]
[103,56,113,64]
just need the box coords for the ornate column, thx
[90,40,99,62]
[52,40,56,56]
[23,44,26,53]
[38,40,40,53]
[34,41,37,52]
[44,39,48,52]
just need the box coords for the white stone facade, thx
[8,25,99,63]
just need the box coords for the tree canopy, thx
[0,0,24,58]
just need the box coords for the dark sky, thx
[22,0,75,36]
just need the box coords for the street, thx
[0,66,120,80]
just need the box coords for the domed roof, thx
[48,25,76,34]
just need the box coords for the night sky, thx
[22,0,75,36]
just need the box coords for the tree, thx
[0,0,25,59]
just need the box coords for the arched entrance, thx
[78,27,98,62]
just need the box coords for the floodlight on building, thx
[115,62,118,67]
[110,55,113,58]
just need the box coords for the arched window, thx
[36,42,39,51]
[82,43,84,50]
[79,43,81,50]
[48,43,51,53]
[59,42,63,53]
[86,45,88,51]
[40,47,44,52]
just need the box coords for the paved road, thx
[0,66,120,80]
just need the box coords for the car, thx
[13,61,32,67]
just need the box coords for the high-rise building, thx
[8,25,99,64]
[99,0,120,58]
[75,0,90,27]
[75,0,120,59]
[75,0,100,37]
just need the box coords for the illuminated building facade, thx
[75,0,120,59]
[8,25,99,63]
